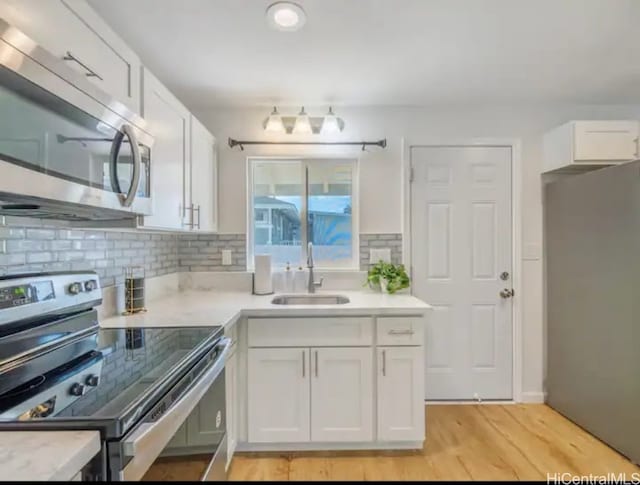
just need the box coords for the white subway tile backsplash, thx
[0,220,178,288]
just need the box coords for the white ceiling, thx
[89,0,640,109]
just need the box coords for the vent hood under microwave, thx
[0,18,154,223]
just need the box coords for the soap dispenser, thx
[284,262,294,292]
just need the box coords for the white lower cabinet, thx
[311,347,373,442]
[247,347,373,444]
[377,346,425,441]
[245,316,426,449]
[248,348,310,443]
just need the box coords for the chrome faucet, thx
[307,242,323,293]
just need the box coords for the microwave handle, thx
[120,338,231,481]
[109,124,142,208]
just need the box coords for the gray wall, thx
[0,218,178,287]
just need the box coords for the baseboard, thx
[236,441,424,453]
[426,400,516,405]
[520,391,546,403]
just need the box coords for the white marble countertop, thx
[0,288,429,481]
[100,290,431,329]
[0,430,100,481]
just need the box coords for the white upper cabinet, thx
[141,68,190,230]
[310,347,373,443]
[0,0,141,113]
[544,120,640,173]
[377,346,425,442]
[190,116,218,232]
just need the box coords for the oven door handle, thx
[120,337,231,481]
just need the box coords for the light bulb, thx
[321,107,341,135]
[264,107,285,133]
[293,107,312,134]
[274,8,299,28]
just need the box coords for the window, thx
[248,158,358,269]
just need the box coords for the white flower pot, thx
[380,278,389,293]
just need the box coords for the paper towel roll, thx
[253,254,273,295]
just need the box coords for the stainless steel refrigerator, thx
[545,160,640,465]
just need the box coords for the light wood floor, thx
[228,404,639,481]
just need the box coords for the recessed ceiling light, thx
[267,2,306,32]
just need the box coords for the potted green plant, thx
[365,261,411,294]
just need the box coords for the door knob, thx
[500,288,515,298]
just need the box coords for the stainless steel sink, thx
[271,294,350,305]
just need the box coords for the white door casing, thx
[311,347,373,442]
[411,146,513,400]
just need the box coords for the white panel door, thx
[248,348,310,443]
[190,115,217,232]
[411,146,513,400]
[377,346,425,441]
[141,68,190,229]
[311,347,373,442]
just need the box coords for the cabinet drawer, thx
[248,317,373,347]
[376,317,423,346]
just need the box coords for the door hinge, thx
[409,166,415,183]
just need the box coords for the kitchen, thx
[0,0,638,482]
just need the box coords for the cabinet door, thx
[141,68,190,229]
[165,420,188,449]
[573,121,639,162]
[225,348,237,468]
[377,347,425,441]
[190,115,217,232]
[186,373,226,447]
[311,347,373,442]
[248,348,310,443]
[0,0,140,112]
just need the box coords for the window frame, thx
[247,156,359,271]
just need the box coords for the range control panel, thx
[0,272,101,325]
[0,280,55,310]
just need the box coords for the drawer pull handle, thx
[302,350,306,377]
[382,349,386,377]
[388,329,414,335]
[315,350,319,378]
[63,51,104,81]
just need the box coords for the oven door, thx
[117,337,230,481]
[0,19,153,217]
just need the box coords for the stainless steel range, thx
[0,272,229,481]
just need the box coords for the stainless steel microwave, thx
[0,19,153,221]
